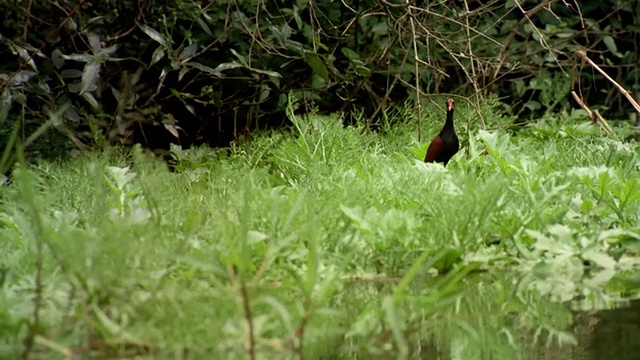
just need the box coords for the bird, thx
[424,98,459,166]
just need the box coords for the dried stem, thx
[0,0,89,92]
[17,144,45,360]
[228,265,255,360]
[408,0,422,141]
[575,50,640,114]
[571,91,612,136]
[463,0,486,129]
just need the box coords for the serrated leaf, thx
[138,23,166,46]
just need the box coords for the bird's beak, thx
[447,100,455,111]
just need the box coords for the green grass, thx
[1,99,640,359]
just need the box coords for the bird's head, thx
[446,99,455,111]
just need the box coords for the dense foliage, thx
[1,100,639,358]
[1,0,639,159]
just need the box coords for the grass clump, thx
[1,99,640,359]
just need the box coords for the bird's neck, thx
[442,111,455,132]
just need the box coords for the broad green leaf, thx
[52,49,65,68]
[407,143,429,160]
[62,54,95,62]
[88,33,101,52]
[341,47,360,61]
[372,22,388,35]
[179,44,199,61]
[163,122,180,139]
[196,17,213,37]
[13,45,37,71]
[178,67,189,81]
[230,48,249,67]
[0,89,12,125]
[603,35,621,57]
[82,92,98,108]
[214,62,243,73]
[138,23,166,46]
[340,205,372,233]
[80,61,100,95]
[151,47,165,66]
[582,248,616,269]
[247,66,282,78]
[96,44,120,59]
[305,52,329,82]
[189,62,222,77]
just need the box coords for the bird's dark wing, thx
[424,136,443,162]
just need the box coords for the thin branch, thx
[0,0,89,92]
[408,1,422,141]
[489,1,550,93]
[571,90,612,136]
[575,50,640,114]
[462,0,486,129]
[228,265,255,360]
[512,0,567,77]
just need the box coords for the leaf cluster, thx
[1,101,640,358]
[1,0,639,161]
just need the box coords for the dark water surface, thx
[558,299,640,360]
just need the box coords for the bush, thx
[0,0,637,160]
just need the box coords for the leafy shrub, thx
[0,0,638,161]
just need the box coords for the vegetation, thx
[1,0,639,157]
[2,0,640,358]
[2,99,640,358]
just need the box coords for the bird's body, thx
[424,99,459,166]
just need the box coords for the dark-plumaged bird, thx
[424,99,459,166]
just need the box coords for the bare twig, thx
[489,1,550,93]
[410,5,502,47]
[0,0,89,92]
[228,265,255,360]
[408,1,422,141]
[512,0,567,77]
[367,36,405,123]
[287,311,312,359]
[571,91,612,136]
[575,50,640,114]
[462,0,486,130]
